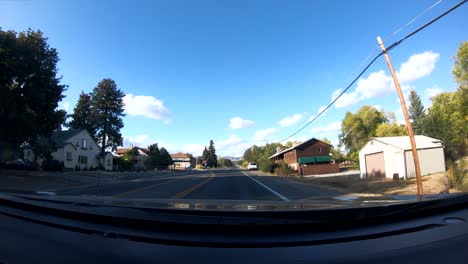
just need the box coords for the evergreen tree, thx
[206,140,218,168]
[202,147,209,163]
[91,79,125,153]
[144,143,161,169]
[408,90,425,135]
[68,91,97,137]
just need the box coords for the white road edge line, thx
[241,171,290,202]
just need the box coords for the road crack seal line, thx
[172,171,216,199]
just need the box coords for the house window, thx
[78,155,88,164]
[66,152,72,161]
[82,139,87,149]
[318,147,322,153]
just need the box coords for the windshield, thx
[0,0,467,213]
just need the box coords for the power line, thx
[280,0,443,140]
[278,0,467,143]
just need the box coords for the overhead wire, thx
[278,0,467,143]
[280,0,444,141]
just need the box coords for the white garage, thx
[359,136,446,180]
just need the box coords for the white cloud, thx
[217,135,245,150]
[311,122,341,134]
[334,91,359,108]
[229,117,254,129]
[424,87,443,99]
[332,51,439,108]
[58,101,70,112]
[254,128,276,141]
[123,94,170,120]
[181,144,206,156]
[124,134,156,148]
[317,105,327,114]
[278,114,302,127]
[355,70,394,99]
[373,104,382,110]
[397,51,440,84]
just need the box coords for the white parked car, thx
[247,162,257,170]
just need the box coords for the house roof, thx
[268,138,331,159]
[115,147,150,156]
[171,152,190,159]
[371,136,443,150]
[34,129,84,148]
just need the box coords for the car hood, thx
[3,192,460,211]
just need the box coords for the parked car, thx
[0,159,40,171]
[247,162,257,170]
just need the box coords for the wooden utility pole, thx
[377,36,423,198]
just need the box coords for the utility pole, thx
[377,36,423,198]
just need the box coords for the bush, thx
[41,159,64,172]
[447,160,467,192]
[259,159,275,173]
[274,161,295,177]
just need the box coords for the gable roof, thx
[33,129,84,148]
[268,138,331,159]
[115,147,150,156]
[171,152,190,159]
[371,136,443,150]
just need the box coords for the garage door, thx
[365,152,385,178]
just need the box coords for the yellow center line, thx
[173,171,216,199]
[112,178,182,198]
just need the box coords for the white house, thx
[359,136,445,180]
[171,152,192,169]
[24,129,113,171]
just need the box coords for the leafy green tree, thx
[375,123,408,137]
[0,29,67,161]
[206,140,218,167]
[339,105,387,153]
[423,89,466,160]
[319,137,344,163]
[91,79,125,153]
[159,147,173,167]
[144,143,161,169]
[284,141,301,148]
[408,90,425,134]
[218,158,234,167]
[453,41,468,87]
[68,91,97,137]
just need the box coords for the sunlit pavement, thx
[51,168,342,201]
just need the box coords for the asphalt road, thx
[57,169,341,201]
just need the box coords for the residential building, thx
[171,152,192,169]
[269,138,339,175]
[359,136,445,180]
[24,129,112,171]
[113,147,149,170]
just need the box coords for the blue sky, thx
[2,0,467,156]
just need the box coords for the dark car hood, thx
[4,192,460,211]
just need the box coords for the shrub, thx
[274,161,295,176]
[259,159,275,173]
[447,159,467,192]
[41,159,64,172]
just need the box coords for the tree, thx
[375,123,408,137]
[201,147,209,164]
[421,42,468,161]
[91,79,125,153]
[159,147,173,167]
[218,158,234,167]
[408,90,425,134]
[0,29,67,161]
[68,91,97,137]
[144,143,161,170]
[423,89,466,160]
[339,105,387,154]
[319,137,344,163]
[206,140,218,168]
